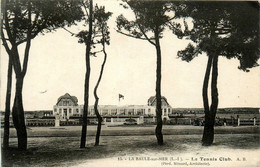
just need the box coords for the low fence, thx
[1,117,259,127]
[164,117,259,126]
[26,119,55,126]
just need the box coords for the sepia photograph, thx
[0,0,259,166]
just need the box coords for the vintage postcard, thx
[1,0,259,167]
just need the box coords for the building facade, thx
[53,93,82,119]
[53,93,173,124]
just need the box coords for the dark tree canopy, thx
[116,1,186,45]
[1,0,84,150]
[76,4,111,52]
[3,0,83,46]
[175,1,259,71]
[2,0,84,79]
[174,1,259,146]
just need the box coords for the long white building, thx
[53,93,173,124]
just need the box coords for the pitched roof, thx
[56,93,78,105]
[147,96,170,106]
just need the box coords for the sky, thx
[1,0,260,111]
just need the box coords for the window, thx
[119,109,125,115]
[111,109,117,115]
[137,109,143,115]
[102,109,108,115]
[62,99,72,106]
[64,109,67,116]
[76,109,79,113]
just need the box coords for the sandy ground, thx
[79,148,260,167]
[1,126,260,167]
[3,125,259,137]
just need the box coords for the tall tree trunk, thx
[202,54,219,146]
[210,55,219,119]
[202,54,213,144]
[3,58,13,149]
[94,43,107,146]
[94,99,102,146]
[154,28,163,145]
[80,0,93,148]
[3,0,31,151]
[12,75,27,150]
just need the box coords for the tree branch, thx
[137,23,156,46]
[16,28,42,45]
[116,29,153,41]
[133,12,156,46]
[22,1,32,77]
[32,12,40,29]
[63,27,75,36]
[91,50,103,57]
[16,17,49,46]
[82,1,89,18]
[215,31,230,35]
[167,16,176,22]
[1,30,12,56]
[4,11,15,44]
[7,2,22,75]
